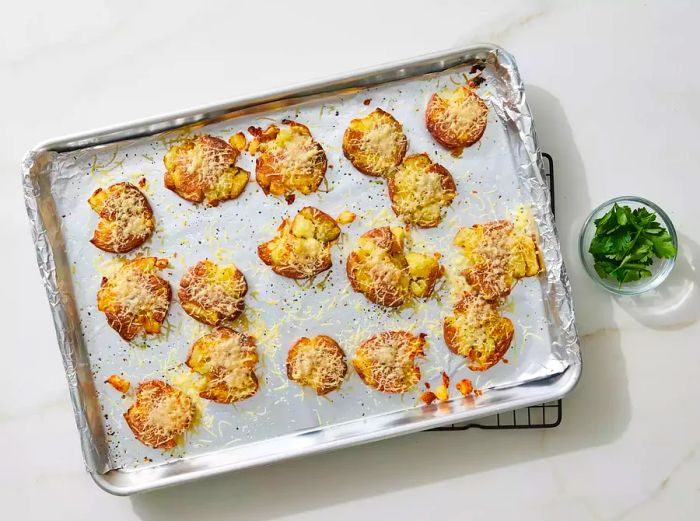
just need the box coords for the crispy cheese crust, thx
[249,120,327,196]
[342,108,408,177]
[286,335,347,395]
[352,331,426,393]
[88,182,155,253]
[97,257,171,341]
[346,226,442,307]
[443,292,514,371]
[426,86,488,151]
[387,154,456,227]
[124,380,193,449]
[164,134,249,205]
[178,260,248,326]
[258,206,341,279]
[454,219,541,300]
[186,327,259,404]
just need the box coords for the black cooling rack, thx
[433,152,562,431]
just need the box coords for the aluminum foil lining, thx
[22,46,580,475]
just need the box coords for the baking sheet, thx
[23,45,580,484]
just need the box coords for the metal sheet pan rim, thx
[93,365,581,496]
[23,43,581,495]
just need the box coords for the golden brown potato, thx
[88,182,155,253]
[346,227,442,307]
[248,120,327,196]
[178,260,248,326]
[286,335,347,395]
[454,219,540,300]
[258,206,341,279]
[105,374,130,393]
[425,86,488,152]
[124,380,193,449]
[387,154,456,227]
[352,330,426,393]
[97,257,171,341]
[164,134,249,205]
[342,108,407,176]
[443,292,514,371]
[186,327,258,404]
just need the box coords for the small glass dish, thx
[579,196,678,295]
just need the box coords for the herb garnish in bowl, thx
[587,202,677,286]
[580,197,678,294]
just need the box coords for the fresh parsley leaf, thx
[588,203,677,285]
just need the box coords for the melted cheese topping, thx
[390,155,455,226]
[454,219,539,298]
[103,260,168,317]
[181,262,247,318]
[188,329,258,403]
[257,125,326,194]
[187,139,236,189]
[354,331,424,393]
[261,208,340,278]
[349,227,441,306]
[444,293,513,370]
[288,337,346,394]
[344,109,406,175]
[165,135,247,204]
[103,186,152,243]
[433,87,487,139]
[128,382,193,448]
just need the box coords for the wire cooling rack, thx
[433,152,562,431]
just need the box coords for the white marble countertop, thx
[2,1,698,519]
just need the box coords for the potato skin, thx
[443,292,514,371]
[178,260,248,326]
[124,380,193,449]
[249,120,327,196]
[387,154,456,228]
[258,206,341,279]
[342,108,407,177]
[164,134,249,205]
[96,257,171,341]
[186,327,259,404]
[352,330,426,393]
[425,86,488,151]
[286,335,347,395]
[88,182,155,253]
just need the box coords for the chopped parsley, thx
[588,203,676,284]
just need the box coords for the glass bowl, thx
[579,196,678,295]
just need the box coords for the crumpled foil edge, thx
[488,47,581,366]
[22,150,106,473]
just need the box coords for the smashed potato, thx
[387,154,456,227]
[124,380,193,449]
[346,226,442,307]
[88,182,155,253]
[258,206,341,279]
[353,330,426,393]
[342,108,407,176]
[186,327,259,404]
[443,292,514,371]
[97,257,171,341]
[164,134,249,205]
[248,120,327,196]
[286,335,347,395]
[426,86,488,152]
[454,219,540,300]
[178,260,248,326]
